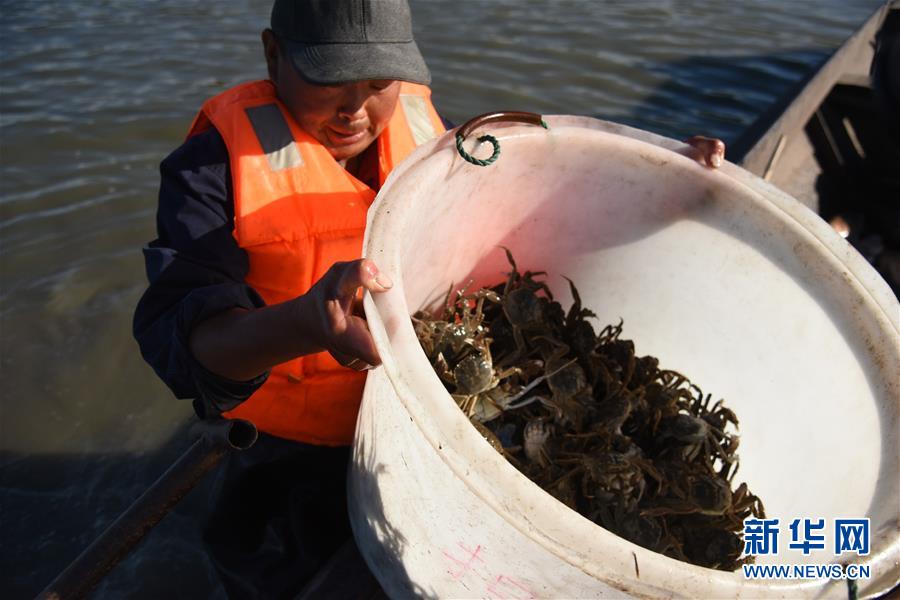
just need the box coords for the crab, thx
[728,482,766,521]
[496,247,560,362]
[643,461,733,517]
[415,285,523,419]
[562,276,598,360]
[441,345,522,419]
[413,283,501,363]
[595,503,666,553]
[681,524,746,570]
[647,371,693,417]
[523,418,553,468]
[469,417,523,470]
[523,337,592,430]
[554,445,660,512]
[656,413,732,468]
[411,316,468,363]
[598,338,637,388]
[691,388,740,434]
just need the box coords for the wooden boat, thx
[732,1,900,296]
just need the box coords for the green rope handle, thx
[454,111,549,167]
[456,133,501,166]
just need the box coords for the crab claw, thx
[524,419,553,467]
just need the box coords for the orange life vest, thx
[186,80,445,445]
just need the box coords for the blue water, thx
[0,1,883,597]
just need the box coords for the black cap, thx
[271,0,431,85]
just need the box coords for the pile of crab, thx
[412,250,766,571]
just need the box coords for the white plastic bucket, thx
[349,116,900,598]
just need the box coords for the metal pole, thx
[36,418,258,600]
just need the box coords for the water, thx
[0,0,882,596]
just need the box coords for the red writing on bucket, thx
[441,542,535,599]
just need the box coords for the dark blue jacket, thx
[134,128,268,418]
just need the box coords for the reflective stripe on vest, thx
[400,94,437,146]
[244,104,304,171]
[186,80,445,444]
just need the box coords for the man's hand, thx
[680,135,725,168]
[300,259,393,371]
[189,258,393,381]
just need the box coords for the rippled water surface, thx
[0,1,883,596]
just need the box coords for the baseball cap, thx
[270,0,431,85]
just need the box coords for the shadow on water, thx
[2,412,434,599]
[600,49,833,151]
[0,419,225,600]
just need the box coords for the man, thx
[134,0,725,596]
[135,0,445,596]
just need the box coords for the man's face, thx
[265,31,401,162]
